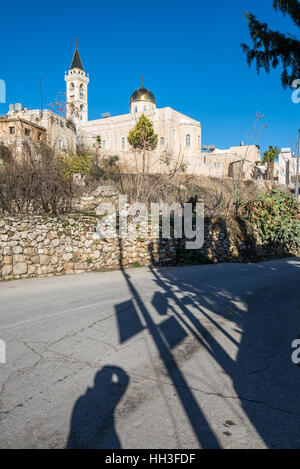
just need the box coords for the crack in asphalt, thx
[130,371,300,419]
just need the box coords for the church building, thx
[1,44,260,179]
[65,45,203,164]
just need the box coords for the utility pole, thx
[40,77,43,114]
[295,129,300,202]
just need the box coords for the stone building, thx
[2,106,76,154]
[198,145,260,179]
[77,77,202,166]
[72,46,259,178]
[274,148,298,188]
[0,116,46,144]
[0,44,261,179]
[0,116,47,160]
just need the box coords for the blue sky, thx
[0,0,299,153]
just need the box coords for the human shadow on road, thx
[66,366,129,449]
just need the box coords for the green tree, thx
[262,145,280,180]
[60,151,94,211]
[127,113,158,173]
[241,0,300,88]
[61,152,94,179]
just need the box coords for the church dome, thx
[130,87,156,105]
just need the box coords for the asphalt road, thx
[1,259,300,449]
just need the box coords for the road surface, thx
[1,259,300,449]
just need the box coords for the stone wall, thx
[0,214,298,281]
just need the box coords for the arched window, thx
[185,134,191,147]
[80,84,84,98]
[121,137,126,150]
[80,105,84,111]
[102,139,106,150]
[160,137,164,146]
[198,135,201,149]
[135,106,138,113]
[70,82,74,90]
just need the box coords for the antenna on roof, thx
[40,77,43,114]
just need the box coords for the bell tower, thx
[65,40,89,122]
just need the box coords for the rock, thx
[2,265,13,276]
[13,263,28,275]
[63,253,73,262]
[24,247,37,256]
[51,255,59,265]
[13,254,25,263]
[28,265,36,275]
[40,255,50,265]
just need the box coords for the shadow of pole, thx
[117,236,220,448]
[147,250,300,448]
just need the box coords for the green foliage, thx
[242,190,300,248]
[262,145,280,180]
[127,114,158,151]
[241,0,300,88]
[132,261,142,268]
[61,152,94,178]
[86,257,92,266]
[90,155,119,181]
[95,135,102,146]
[262,146,280,164]
[179,250,214,265]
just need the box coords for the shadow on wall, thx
[66,366,129,449]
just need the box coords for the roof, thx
[70,46,84,71]
[0,116,46,131]
[130,87,156,104]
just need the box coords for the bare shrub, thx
[0,142,73,214]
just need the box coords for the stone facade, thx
[0,214,297,281]
[274,148,298,188]
[0,45,262,181]
[0,116,47,158]
[197,145,260,179]
[3,108,76,154]
[78,106,202,163]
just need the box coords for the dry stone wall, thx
[0,214,298,281]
